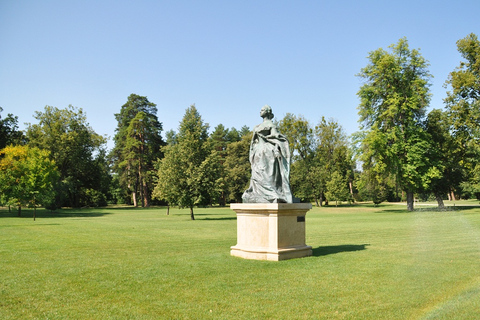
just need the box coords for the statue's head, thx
[260,105,274,120]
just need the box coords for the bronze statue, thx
[242,105,294,203]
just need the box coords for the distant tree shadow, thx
[200,217,237,221]
[0,209,112,219]
[312,244,369,257]
[382,205,480,214]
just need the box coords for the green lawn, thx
[1,202,480,319]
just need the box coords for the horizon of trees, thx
[0,33,479,214]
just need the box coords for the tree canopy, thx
[357,38,434,211]
[0,107,24,149]
[0,145,59,217]
[3,34,480,213]
[26,105,108,208]
[111,94,164,207]
[153,105,220,220]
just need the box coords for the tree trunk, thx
[166,205,170,215]
[138,174,144,208]
[406,191,414,211]
[349,181,354,199]
[219,191,226,207]
[18,205,21,217]
[190,206,195,220]
[132,191,137,207]
[33,196,36,221]
[315,197,320,207]
[435,192,445,209]
[450,190,456,201]
[143,181,150,207]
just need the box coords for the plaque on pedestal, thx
[230,203,312,261]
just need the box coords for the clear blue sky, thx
[1,0,479,150]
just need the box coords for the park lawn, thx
[1,202,480,319]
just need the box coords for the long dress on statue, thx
[242,120,293,203]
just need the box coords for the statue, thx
[242,105,294,203]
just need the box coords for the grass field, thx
[1,201,480,319]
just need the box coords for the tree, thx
[315,117,355,205]
[111,94,164,207]
[444,33,480,200]
[0,107,24,149]
[224,132,252,203]
[207,124,244,206]
[424,109,464,207]
[444,33,480,141]
[357,38,433,211]
[0,145,59,219]
[278,114,319,203]
[26,105,108,208]
[325,171,349,206]
[153,105,219,220]
[277,114,354,206]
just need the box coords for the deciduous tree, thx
[444,33,480,199]
[315,117,355,205]
[0,145,59,218]
[424,109,463,207]
[26,105,107,208]
[357,38,433,211]
[0,107,24,148]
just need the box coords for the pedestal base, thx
[230,203,312,261]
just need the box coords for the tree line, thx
[0,33,479,218]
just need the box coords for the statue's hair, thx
[263,105,274,119]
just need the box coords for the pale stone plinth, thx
[230,203,312,261]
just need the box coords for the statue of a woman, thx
[242,105,294,203]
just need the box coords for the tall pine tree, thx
[111,94,164,207]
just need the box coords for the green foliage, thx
[81,188,108,207]
[111,94,164,207]
[0,107,24,149]
[153,105,219,219]
[315,117,355,204]
[424,109,464,205]
[224,132,252,203]
[26,105,108,208]
[0,145,59,215]
[278,113,314,161]
[207,124,243,205]
[444,33,480,140]
[357,38,433,210]
[444,33,480,201]
[356,170,390,204]
[325,171,350,206]
[279,114,354,206]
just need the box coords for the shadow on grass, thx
[200,216,237,221]
[382,206,480,214]
[312,244,369,257]
[0,209,112,219]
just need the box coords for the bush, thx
[81,189,108,207]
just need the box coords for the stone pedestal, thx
[230,203,312,261]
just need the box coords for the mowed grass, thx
[1,202,480,319]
